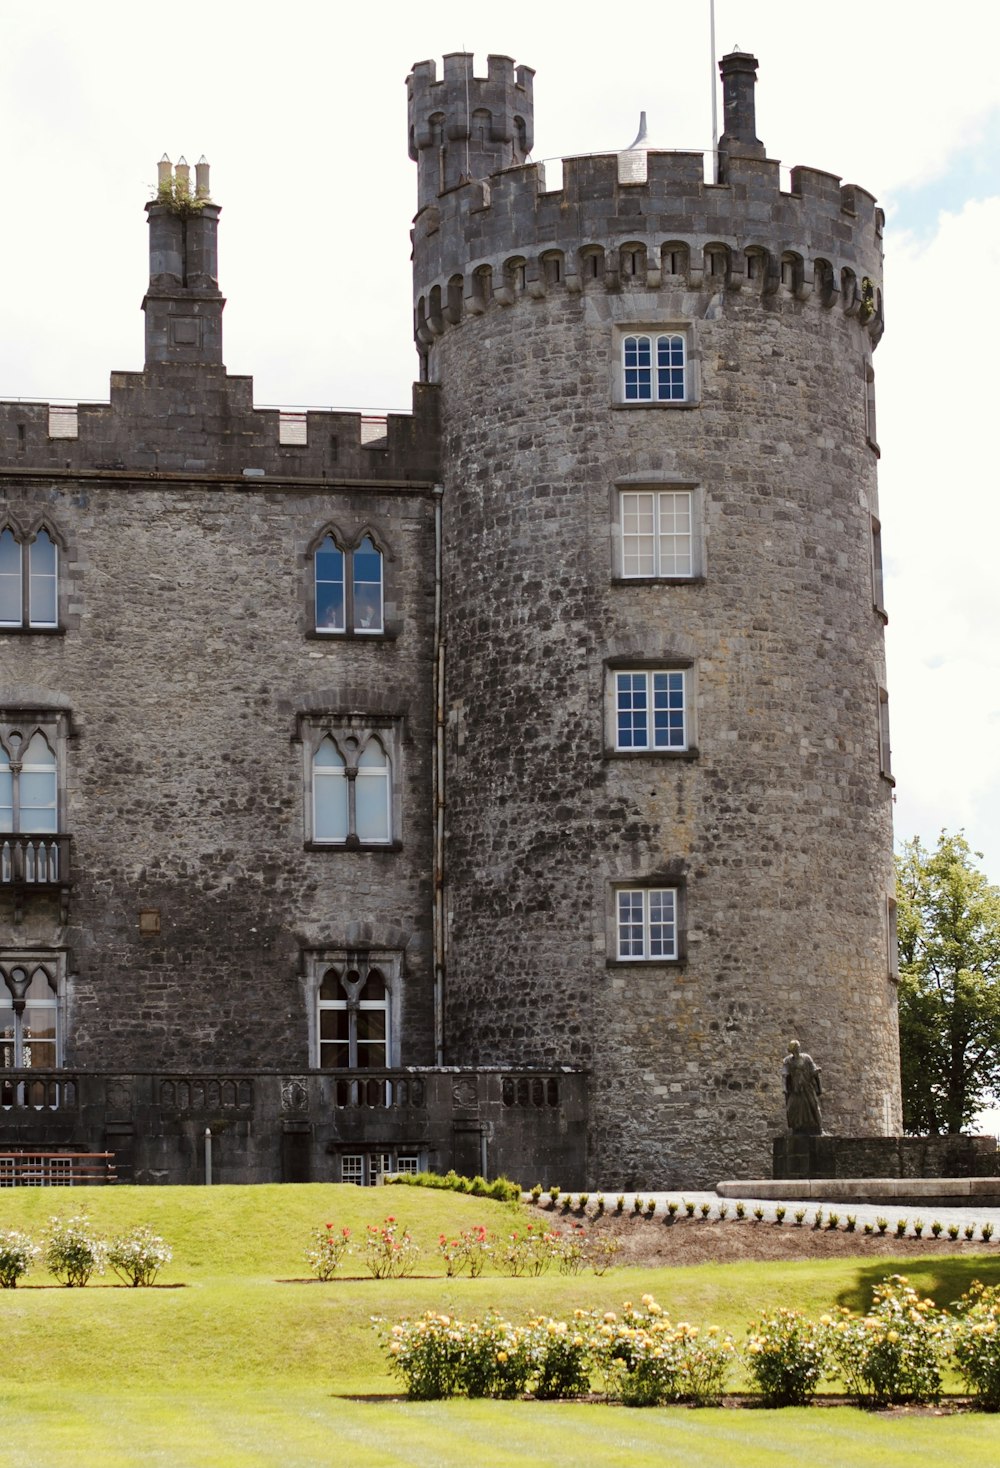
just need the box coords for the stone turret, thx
[412,50,898,1187]
[143,155,225,368]
[407,53,534,213]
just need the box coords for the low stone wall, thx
[0,1067,589,1187]
[720,1175,1000,1208]
[772,1133,1000,1183]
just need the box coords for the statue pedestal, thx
[773,1132,1000,1181]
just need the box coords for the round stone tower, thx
[408,50,900,1187]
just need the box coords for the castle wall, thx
[0,373,441,1074]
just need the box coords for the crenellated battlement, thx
[412,147,884,351]
[407,52,534,214]
[0,378,441,484]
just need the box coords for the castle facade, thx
[0,52,899,1187]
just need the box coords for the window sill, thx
[606,747,699,762]
[880,771,896,788]
[0,626,65,637]
[612,576,705,588]
[612,400,699,411]
[306,627,400,643]
[874,604,888,626]
[606,956,686,969]
[305,839,402,853]
[867,435,881,458]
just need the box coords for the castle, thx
[0,50,900,1188]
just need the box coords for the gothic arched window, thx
[0,526,59,630]
[313,533,383,635]
[318,963,389,1070]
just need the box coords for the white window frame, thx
[615,887,679,961]
[339,1151,423,1186]
[312,532,385,636]
[877,686,892,780]
[619,330,688,403]
[0,527,60,630]
[303,948,402,1069]
[0,953,65,1071]
[618,489,696,580]
[298,715,401,848]
[613,669,688,751]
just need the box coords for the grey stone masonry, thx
[412,51,898,1189]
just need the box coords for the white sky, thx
[3,0,1000,887]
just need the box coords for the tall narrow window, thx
[29,532,58,628]
[313,738,349,843]
[0,530,21,626]
[318,964,389,1069]
[871,517,886,616]
[355,738,390,843]
[352,536,383,633]
[616,888,678,960]
[878,687,892,779]
[614,671,687,751]
[315,536,345,632]
[620,490,694,578]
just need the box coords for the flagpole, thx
[709,0,718,182]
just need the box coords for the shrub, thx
[825,1274,950,1406]
[529,1183,543,1203]
[615,1195,626,1214]
[845,1215,857,1233]
[752,1205,765,1222]
[826,1212,840,1231]
[812,1209,824,1230]
[578,1193,589,1211]
[107,1225,172,1287]
[716,1203,728,1220]
[699,1202,711,1219]
[306,1222,352,1280]
[684,1200,696,1217]
[385,1169,521,1203]
[363,1217,419,1279]
[587,1236,621,1275]
[44,1215,106,1287]
[644,1199,656,1219]
[745,1307,827,1406]
[863,1223,874,1236]
[953,1280,1000,1410]
[965,1223,977,1240]
[595,1193,605,1215]
[499,1223,560,1278]
[524,1316,592,1399]
[633,1197,643,1215]
[948,1223,960,1240]
[734,1201,746,1220]
[381,1312,464,1399]
[548,1186,560,1204]
[895,1218,908,1238]
[0,1229,39,1288]
[930,1220,943,1238]
[666,1200,679,1221]
[912,1218,924,1239]
[593,1295,733,1407]
[793,1208,806,1226]
[437,1225,492,1278]
[458,1315,532,1399]
[876,1217,888,1235]
[983,1222,994,1242]
[775,1205,786,1224]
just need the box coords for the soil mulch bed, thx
[535,1208,996,1267]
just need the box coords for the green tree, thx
[895,833,1000,1134]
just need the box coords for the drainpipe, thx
[431,483,446,1066]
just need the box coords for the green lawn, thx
[0,1184,998,1467]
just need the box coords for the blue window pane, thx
[315,538,345,631]
[616,673,648,748]
[28,532,57,626]
[0,768,12,831]
[353,536,383,632]
[0,530,21,625]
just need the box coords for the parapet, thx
[407,52,534,213]
[411,146,885,350]
[0,378,441,485]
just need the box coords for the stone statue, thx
[783,1040,822,1135]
